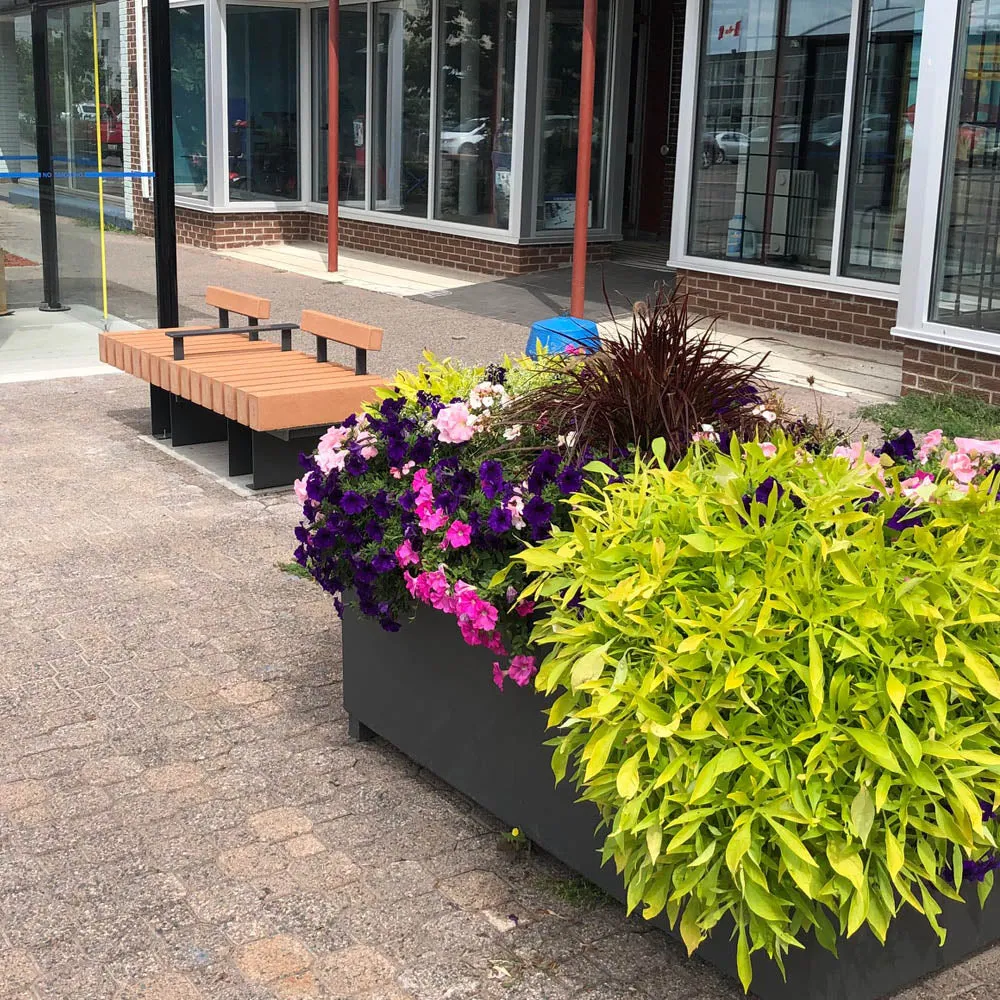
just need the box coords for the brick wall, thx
[676,268,900,350]
[901,343,1000,405]
[135,202,610,275]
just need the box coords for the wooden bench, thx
[99,288,386,489]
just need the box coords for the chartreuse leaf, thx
[850,786,875,845]
[512,432,1000,993]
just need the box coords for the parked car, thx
[704,130,749,162]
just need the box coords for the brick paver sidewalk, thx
[0,375,990,1000]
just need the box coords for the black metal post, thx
[147,0,179,328]
[31,5,67,313]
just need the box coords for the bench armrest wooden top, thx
[300,310,383,351]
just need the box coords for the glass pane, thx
[841,1,922,282]
[537,0,610,232]
[170,5,207,200]
[688,0,851,272]
[435,0,517,228]
[931,0,1000,332]
[227,5,298,201]
[373,0,432,217]
[312,5,367,206]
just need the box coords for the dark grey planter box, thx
[342,602,1000,1000]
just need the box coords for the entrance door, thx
[622,0,673,239]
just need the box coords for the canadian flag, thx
[718,19,742,40]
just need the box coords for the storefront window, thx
[227,5,298,201]
[373,0,432,217]
[537,0,611,232]
[434,0,517,228]
[688,0,851,272]
[931,0,1000,332]
[170,4,207,200]
[841,2,922,282]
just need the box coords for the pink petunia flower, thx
[901,469,935,499]
[293,475,311,504]
[417,503,448,532]
[944,451,978,484]
[514,600,536,617]
[918,429,943,462]
[955,437,1000,457]
[507,655,537,686]
[492,662,505,690]
[441,520,473,549]
[433,402,477,444]
[760,442,777,458]
[395,539,420,568]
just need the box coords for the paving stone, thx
[236,935,313,983]
[315,945,397,996]
[437,870,511,910]
[0,781,48,813]
[284,835,326,859]
[250,808,313,843]
[144,763,206,793]
[0,949,40,991]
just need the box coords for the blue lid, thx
[530,315,600,337]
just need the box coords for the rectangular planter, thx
[342,603,1000,1000]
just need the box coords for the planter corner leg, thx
[348,715,376,743]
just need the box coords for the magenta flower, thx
[417,503,448,532]
[507,655,537,686]
[514,600,536,617]
[492,662,505,690]
[441,519,473,549]
[395,539,420,568]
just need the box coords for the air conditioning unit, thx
[770,169,817,258]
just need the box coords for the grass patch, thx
[859,392,1000,440]
[543,875,612,909]
[276,560,311,579]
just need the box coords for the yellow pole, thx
[90,3,108,320]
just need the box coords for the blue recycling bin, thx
[526,316,601,359]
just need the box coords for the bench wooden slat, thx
[247,377,386,432]
[205,286,271,322]
[300,310,383,351]
[231,368,371,423]
[182,353,343,408]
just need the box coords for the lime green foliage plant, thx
[382,350,561,408]
[516,433,1000,990]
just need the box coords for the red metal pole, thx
[569,0,597,318]
[327,0,340,272]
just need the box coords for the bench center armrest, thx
[167,323,300,360]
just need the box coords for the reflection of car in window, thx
[440,118,489,156]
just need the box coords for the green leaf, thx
[769,818,818,869]
[646,824,662,864]
[726,823,752,876]
[850,786,875,845]
[848,728,902,773]
[827,840,864,891]
[961,646,1000,699]
[808,631,824,719]
[885,828,904,879]
[886,672,906,712]
[743,879,786,923]
[682,533,715,553]
[616,754,641,799]
[894,716,923,768]
[736,922,752,993]
[679,898,705,955]
[583,726,618,781]
[571,645,609,687]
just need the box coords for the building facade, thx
[5,0,1000,400]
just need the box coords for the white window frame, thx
[668,0,913,301]
[890,0,1000,354]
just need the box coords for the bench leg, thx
[227,420,253,477]
[150,385,172,439]
[250,430,320,490]
[169,395,228,447]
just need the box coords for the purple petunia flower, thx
[480,460,506,499]
[523,495,554,531]
[341,491,367,515]
[345,451,368,477]
[371,490,393,519]
[364,519,384,542]
[487,506,513,533]
[877,430,916,464]
[371,549,397,574]
[386,439,409,466]
[556,466,584,495]
[886,504,926,532]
